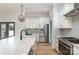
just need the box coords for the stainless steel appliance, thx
[59,38,73,55]
[43,24,49,43]
[59,37,79,55]
[39,24,49,43]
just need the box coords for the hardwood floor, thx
[35,42,58,55]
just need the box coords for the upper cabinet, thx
[63,3,74,15]
[52,4,73,29]
[57,4,73,29]
[58,16,72,29]
[64,3,79,17]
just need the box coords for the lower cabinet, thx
[73,45,79,55]
[28,42,37,55]
[28,47,33,55]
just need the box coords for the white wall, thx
[49,4,61,51]
[51,3,79,52]
[50,4,74,51]
[57,4,79,39]
[0,12,49,40]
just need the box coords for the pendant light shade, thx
[18,4,25,22]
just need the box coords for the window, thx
[0,22,15,40]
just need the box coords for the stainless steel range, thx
[59,37,79,55]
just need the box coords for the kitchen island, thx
[0,34,36,55]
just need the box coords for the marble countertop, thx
[0,35,36,55]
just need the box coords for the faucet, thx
[20,29,32,40]
[20,29,27,40]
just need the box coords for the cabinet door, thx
[58,4,72,28]
[74,45,79,55]
[64,3,74,14]
[62,17,72,28]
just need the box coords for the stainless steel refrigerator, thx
[43,24,49,43]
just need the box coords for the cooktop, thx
[67,39,79,44]
[61,37,79,44]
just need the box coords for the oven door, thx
[59,40,71,55]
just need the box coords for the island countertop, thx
[0,35,36,55]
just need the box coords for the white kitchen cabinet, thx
[55,37,59,51]
[60,4,74,28]
[64,3,79,17]
[57,4,72,29]
[63,3,74,15]
[52,35,59,52]
[73,45,79,55]
[58,17,72,29]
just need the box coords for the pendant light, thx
[18,4,25,22]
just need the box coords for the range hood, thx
[64,3,79,17]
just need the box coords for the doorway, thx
[0,22,15,40]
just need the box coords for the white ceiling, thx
[0,3,66,17]
[0,3,52,14]
[0,3,53,17]
[24,3,52,13]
